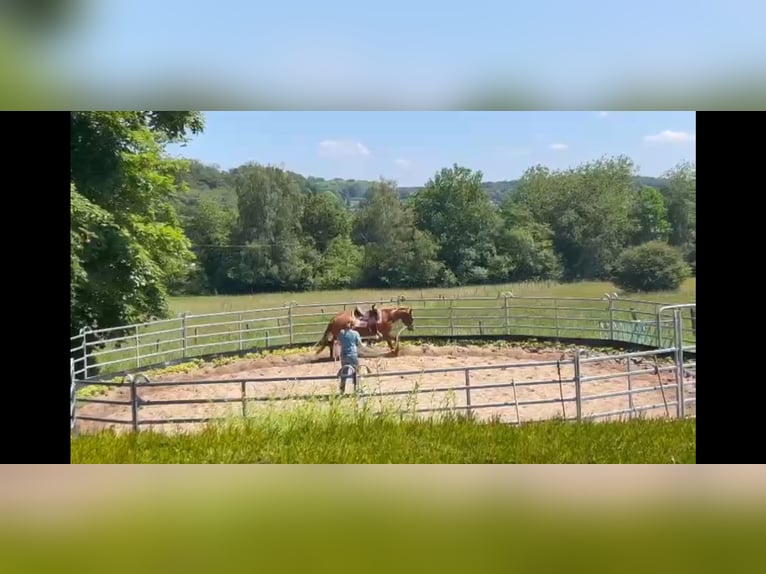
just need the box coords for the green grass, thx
[74,279,696,378]
[169,278,697,315]
[70,399,696,463]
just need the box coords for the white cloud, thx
[597,111,609,117]
[643,130,696,143]
[549,143,569,151]
[393,158,412,169]
[318,139,371,158]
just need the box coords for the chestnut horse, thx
[314,306,414,359]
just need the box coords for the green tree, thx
[409,164,501,284]
[183,197,237,293]
[662,161,696,251]
[513,156,637,280]
[492,199,563,282]
[301,191,352,252]
[313,237,364,289]
[229,163,315,291]
[632,186,672,244]
[70,111,204,338]
[354,179,446,287]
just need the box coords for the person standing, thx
[338,319,363,393]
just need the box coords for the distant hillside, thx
[174,160,671,215]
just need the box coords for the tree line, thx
[70,112,696,342]
[178,157,695,295]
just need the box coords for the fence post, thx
[238,312,244,352]
[626,356,634,418]
[554,298,560,340]
[655,304,663,348]
[128,375,139,432]
[674,309,685,418]
[464,368,472,416]
[70,358,78,435]
[80,327,91,379]
[607,295,615,341]
[449,299,454,336]
[503,295,510,335]
[135,325,141,368]
[574,349,582,421]
[690,308,696,337]
[241,380,247,417]
[288,303,294,346]
[181,312,188,359]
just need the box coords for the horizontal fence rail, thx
[71,295,696,433]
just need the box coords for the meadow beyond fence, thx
[70,294,697,433]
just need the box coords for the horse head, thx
[392,306,414,331]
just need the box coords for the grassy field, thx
[70,400,696,463]
[169,278,697,315]
[73,279,696,378]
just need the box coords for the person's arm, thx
[354,331,363,346]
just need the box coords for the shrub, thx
[612,241,690,292]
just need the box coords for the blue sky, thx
[47,1,765,106]
[166,111,696,186]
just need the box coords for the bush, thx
[612,241,690,292]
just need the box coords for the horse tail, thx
[315,323,333,354]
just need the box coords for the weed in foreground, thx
[71,400,696,464]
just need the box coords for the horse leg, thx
[383,331,394,350]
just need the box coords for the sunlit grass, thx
[169,278,697,315]
[71,398,696,463]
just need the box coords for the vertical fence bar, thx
[690,308,696,337]
[238,312,244,352]
[626,357,634,418]
[288,304,294,345]
[135,325,141,368]
[241,380,247,417]
[129,375,139,432]
[656,304,663,348]
[674,309,685,418]
[464,368,472,416]
[449,299,454,337]
[182,312,188,359]
[503,295,510,335]
[80,327,90,379]
[608,297,615,341]
[554,298,560,340]
[574,349,582,421]
[70,358,78,435]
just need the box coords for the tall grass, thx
[71,396,696,463]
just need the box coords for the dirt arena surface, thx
[75,343,696,435]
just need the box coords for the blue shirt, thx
[338,329,362,360]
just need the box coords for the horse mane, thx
[380,306,412,319]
